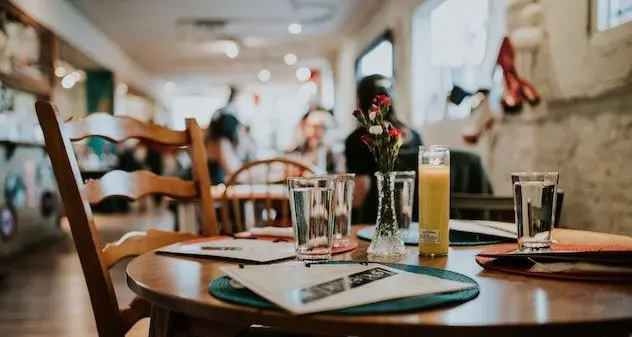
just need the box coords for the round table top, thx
[126,226,632,337]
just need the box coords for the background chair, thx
[35,101,219,337]
[219,157,322,233]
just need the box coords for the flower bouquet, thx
[352,95,406,258]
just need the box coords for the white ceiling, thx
[67,0,380,86]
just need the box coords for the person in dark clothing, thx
[181,86,255,184]
[344,74,423,223]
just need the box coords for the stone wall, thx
[485,81,632,235]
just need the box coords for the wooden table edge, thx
[125,225,632,336]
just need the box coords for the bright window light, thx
[358,40,394,78]
[596,0,632,31]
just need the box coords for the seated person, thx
[344,74,423,223]
[287,109,340,173]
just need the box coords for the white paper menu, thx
[450,220,517,239]
[220,263,475,315]
[157,239,295,263]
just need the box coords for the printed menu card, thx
[220,263,475,315]
[158,239,295,263]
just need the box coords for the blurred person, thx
[182,86,256,184]
[288,109,339,173]
[344,74,423,223]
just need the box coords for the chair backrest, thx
[219,157,322,233]
[34,101,218,337]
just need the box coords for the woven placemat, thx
[476,243,632,282]
[208,261,479,315]
[356,225,515,246]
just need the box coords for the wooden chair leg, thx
[149,305,177,337]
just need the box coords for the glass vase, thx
[367,172,407,258]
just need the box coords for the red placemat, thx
[181,236,359,255]
[476,244,632,282]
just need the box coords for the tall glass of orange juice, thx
[418,146,450,257]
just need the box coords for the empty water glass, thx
[512,172,559,251]
[287,177,335,260]
[394,171,416,236]
[329,173,355,248]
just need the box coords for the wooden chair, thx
[34,101,219,337]
[220,157,322,233]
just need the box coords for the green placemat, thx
[208,261,479,315]
[357,225,515,246]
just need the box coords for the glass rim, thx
[393,170,416,176]
[419,145,450,151]
[511,171,559,177]
[315,173,356,180]
[287,176,334,183]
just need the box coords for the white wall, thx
[334,0,424,133]
[544,0,632,100]
[9,0,159,102]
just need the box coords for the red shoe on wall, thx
[497,36,541,113]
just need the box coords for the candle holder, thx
[418,146,450,257]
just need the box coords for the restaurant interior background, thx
[0,0,630,259]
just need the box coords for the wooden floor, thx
[0,207,176,337]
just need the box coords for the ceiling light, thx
[164,81,176,93]
[61,75,76,89]
[284,53,297,65]
[54,66,67,78]
[71,70,85,82]
[116,83,128,95]
[288,23,302,34]
[225,41,239,59]
[296,67,311,82]
[258,69,271,82]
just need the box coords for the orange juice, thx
[418,165,450,256]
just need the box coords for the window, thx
[355,31,394,81]
[412,0,491,126]
[172,95,224,130]
[595,0,632,31]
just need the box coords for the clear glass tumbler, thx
[511,172,559,251]
[287,176,335,260]
[328,173,355,248]
[394,171,416,236]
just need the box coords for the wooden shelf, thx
[0,72,51,97]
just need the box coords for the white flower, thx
[369,111,377,121]
[369,125,383,135]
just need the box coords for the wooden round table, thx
[127,227,632,337]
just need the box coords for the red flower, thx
[374,94,392,107]
[388,128,402,138]
[352,109,362,118]
[360,134,371,144]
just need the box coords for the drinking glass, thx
[287,177,335,260]
[327,173,355,248]
[394,171,416,236]
[511,172,559,251]
[418,146,450,257]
